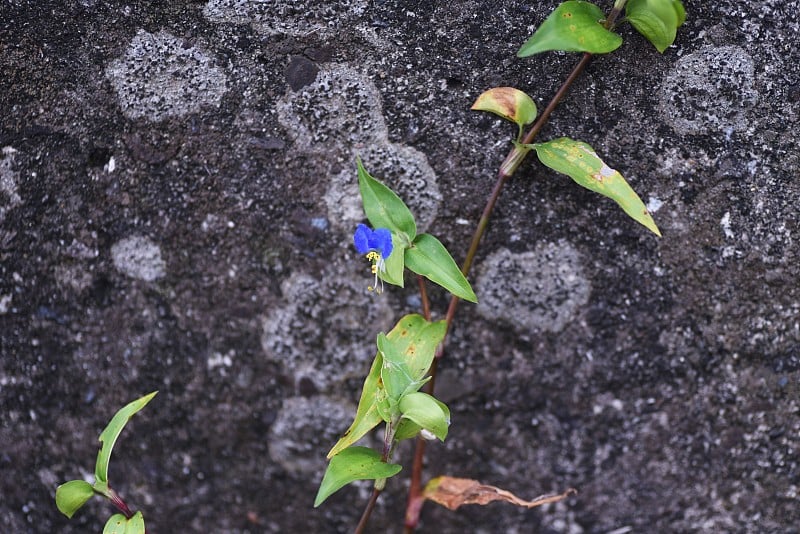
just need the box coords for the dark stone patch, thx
[285,55,319,91]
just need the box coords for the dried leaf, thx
[423,476,576,511]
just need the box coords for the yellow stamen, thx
[363,252,386,294]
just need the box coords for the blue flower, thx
[353,224,393,293]
[354,224,393,258]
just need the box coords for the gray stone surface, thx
[1,1,798,532]
[475,242,591,334]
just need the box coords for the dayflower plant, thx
[353,223,393,293]
[320,0,681,531]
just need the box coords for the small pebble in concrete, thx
[111,235,166,282]
[0,294,12,314]
[106,30,228,121]
[475,241,591,333]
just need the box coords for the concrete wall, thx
[1,1,798,531]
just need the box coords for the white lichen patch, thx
[203,0,368,37]
[475,241,591,333]
[278,64,441,231]
[659,46,757,135]
[267,395,359,475]
[262,268,393,392]
[276,64,387,147]
[105,30,228,121]
[111,235,166,281]
[1,147,22,224]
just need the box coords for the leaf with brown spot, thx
[326,315,446,458]
[471,87,537,134]
[529,137,661,236]
[422,476,576,511]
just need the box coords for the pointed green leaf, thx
[357,158,417,241]
[327,315,446,458]
[472,87,537,132]
[398,392,450,442]
[55,480,95,518]
[405,234,477,302]
[129,512,145,534]
[626,0,685,53]
[378,233,406,288]
[315,447,402,507]
[103,512,145,534]
[327,353,383,458]
[517,1,623,57]
[95,392,158,484]
[530,138,661,236]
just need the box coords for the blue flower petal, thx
[370,228,393,259]
[353,224,372,254]
[354,224,393,259]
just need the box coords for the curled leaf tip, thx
[472,87,538,128]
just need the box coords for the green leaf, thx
[405,234,477,303]
[327,315,446,458]
[357,158,417,241]
[327,353,383,458]
[626,0,685,53]
[55,480,95,518]
[378,232,406,288]
[398,392,450,442]
[314,447,402,507]
[394,418,423,441]
[673,0,686,26]
[381,315,447,381]
[471,87,537,136]
[530,138,661,236]
[103,512,145,534]
[377,333,421,402]
[378,334,433,406]
[95,391,158,485]
[517,1,623,57]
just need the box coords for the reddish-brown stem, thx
[403,49,602,534]
[365,3,628,531]
[354,488,381,534]
[417,275,431,321]
[107,486,134,519]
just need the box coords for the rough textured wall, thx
[1,1,798,532]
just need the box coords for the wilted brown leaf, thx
[422,476,576,511]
